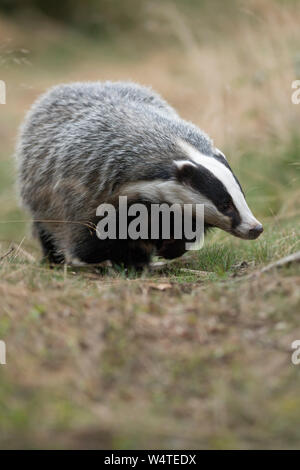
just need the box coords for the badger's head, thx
[173,139,263,240]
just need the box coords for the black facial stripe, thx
[226,207,241,229]
[176,162,231,209]
[175,161,241,229]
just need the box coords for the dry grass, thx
[0,246,300,449]
[0,0,300,449]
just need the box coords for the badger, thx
[16,81,263,268]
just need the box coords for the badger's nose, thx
[248,223,263,239]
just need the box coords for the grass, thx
[0,0,300,449]
[0,247,300,449]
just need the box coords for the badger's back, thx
[17,82,212,222]
[18,82,171,202]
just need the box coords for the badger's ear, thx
[214,148,227,161]
[174,160,197,182]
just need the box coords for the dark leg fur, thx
[72,206,209,269]
[34,222,65,264]
[157,239,187,259]
[73,227,153,269]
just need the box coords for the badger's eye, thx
[219,200,234,213]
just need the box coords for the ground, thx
[0,0,299,449]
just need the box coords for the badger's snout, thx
[247,223,264,239]
[232,221,264,240]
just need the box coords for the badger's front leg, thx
[157,238,187,260]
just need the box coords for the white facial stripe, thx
[177,139,259,229]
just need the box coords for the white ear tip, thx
[215,148,227,160]
[174,160,197,170]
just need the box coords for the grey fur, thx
[16,81,217,264]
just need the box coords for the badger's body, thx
[16,81,263,267]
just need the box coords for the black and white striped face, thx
[175,140,263,240]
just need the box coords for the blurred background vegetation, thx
[0,0,240,37]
